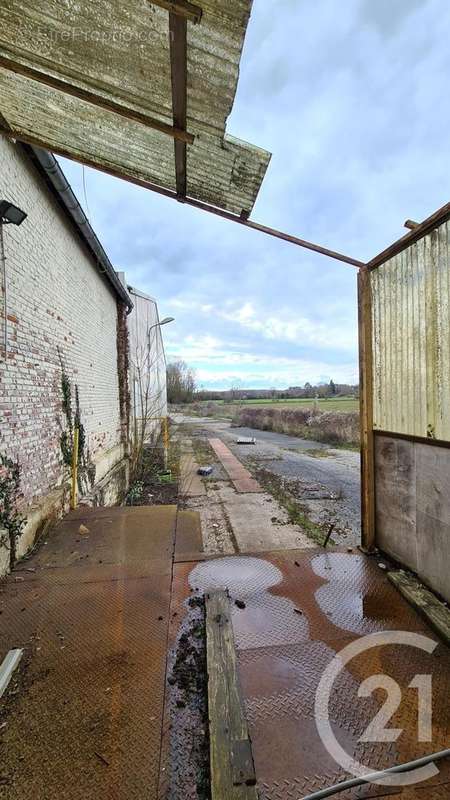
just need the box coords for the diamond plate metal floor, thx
[0,506,177,800]
[189,550,450,800]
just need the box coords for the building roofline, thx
[21,144,133,310]
[127,285,157,304]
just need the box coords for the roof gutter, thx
[22,144,133,310]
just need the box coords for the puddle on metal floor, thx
[190,551,450,800]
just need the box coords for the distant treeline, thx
[195,381,358,402]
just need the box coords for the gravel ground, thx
[175,416,361,547]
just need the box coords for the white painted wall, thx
[125,285,167,442]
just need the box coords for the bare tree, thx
[166,360,196,404]
[129,328,167,480]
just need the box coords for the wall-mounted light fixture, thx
[1,200,27,358]
[0,200,27,226]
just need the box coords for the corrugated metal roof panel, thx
[371,221,450,441]
[0,0,271,214]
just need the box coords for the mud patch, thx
[165,595,210,800]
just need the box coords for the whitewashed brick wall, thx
[0,137,124,519]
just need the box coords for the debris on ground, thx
[322,523,335,547]
[126,444,179,506]
[197,466,213,476]
[236,437,256,445]
[165,595,210,800]
[234,599,246,610]
[157,469,173,483]
[78,524,89,535]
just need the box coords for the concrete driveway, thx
[177,416,361,547]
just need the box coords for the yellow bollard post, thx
[70,427,79,510]
[163,416,169,470]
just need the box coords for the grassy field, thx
[217,396,359,413]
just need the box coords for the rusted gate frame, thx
[2,3,450,554]
[358,199,450,551]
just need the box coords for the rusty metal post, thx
[358,268,375,551]
[70,427,79,510]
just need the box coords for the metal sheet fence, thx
[371,220,450,441]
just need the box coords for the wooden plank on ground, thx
[388,571,450,646]
[205,590,257,799]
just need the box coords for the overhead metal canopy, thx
[0,0,366,267]
[0,0,271,216]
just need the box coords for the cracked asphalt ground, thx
[177,416,361,547]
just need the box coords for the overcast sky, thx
[60,0,450,390]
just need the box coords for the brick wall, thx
[0,138,126,561]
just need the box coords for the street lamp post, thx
[147,315,175,340]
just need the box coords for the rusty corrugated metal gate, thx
[359,206,450,603]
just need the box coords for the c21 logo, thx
[315,631,439,788]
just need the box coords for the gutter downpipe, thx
[0,222,7,356]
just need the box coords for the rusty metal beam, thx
[0,55,194,144]
[2,128,364,267]
[236,216,363,266]
[358,268,375,552]
[404,219,419,230]
[169,12,188,197]
[368,201,450,270]
[151,0,202,23]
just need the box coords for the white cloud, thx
[58,0,450,389]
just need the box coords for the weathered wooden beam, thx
[151,0,202,23]
[0,55,194,144]
[205,590,257,799]
[358,268,376,551]
[169,12,188,197]
[388,571,450,646]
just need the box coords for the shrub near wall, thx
[234,407,360,448]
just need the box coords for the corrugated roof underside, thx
[371,221,450,441]
[0,0,270,214]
